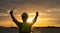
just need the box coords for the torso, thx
[19,22,31,33]
[22,23,31,32]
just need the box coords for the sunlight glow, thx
[27,18,34,23]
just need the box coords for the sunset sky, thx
[0,0,60,27]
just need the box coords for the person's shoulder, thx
[19,22,23,24]
[27,22,32,25]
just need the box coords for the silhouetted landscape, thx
[33,26,60,33]
[0,26,18,33]
[0,26,60,33]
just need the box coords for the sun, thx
[27,18,34,23]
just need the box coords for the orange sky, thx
[0,0,60,27]
[0,12,60,27]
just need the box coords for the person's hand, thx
[10,9,13,14]
[36,12,38,16]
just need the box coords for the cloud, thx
[0,13,9,16]
[0,0,60,14]
[45,8,60,14]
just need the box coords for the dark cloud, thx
[0,9,8,14]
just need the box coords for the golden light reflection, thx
[27,18,34,23]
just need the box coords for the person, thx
[10,9,38,33]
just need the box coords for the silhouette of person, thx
[10,9,38,33]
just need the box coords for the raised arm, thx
[31,12,38,25]
[10,9,22,26]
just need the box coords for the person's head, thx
[21,12,28,23]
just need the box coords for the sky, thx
[0,0,60,27]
